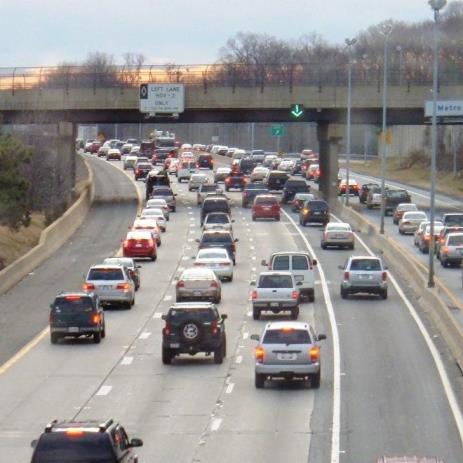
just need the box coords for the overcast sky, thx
[1,0,437,67]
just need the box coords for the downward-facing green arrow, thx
[291,104,304,118]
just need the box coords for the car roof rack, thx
[44,419,59,432]
[98,419,114,432]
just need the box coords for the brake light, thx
[442,246,449,254]
[309,346,320,362]
[92,313,101,324]
[344,271,349,280]
[255,346,265,363]
[116,283,130,291]
[211,320,219,335]
[136,168,140,174]
[83,283,95,291]
[225,178,231,184]
[177,280,185,288]
[123,240,129,247]
[66,428,85,436]
[210,281,219,288]
[291,290,299,300]
[303,208,309,214]
[382,271,387,281]
[163,322,171,336]
[251,290,258,300]
[64,295,81,301]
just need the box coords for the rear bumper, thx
[94,292,133,303]
[256,362,319,376]
[51,326,99,335]
[176,289,220,300]
[341,282,387,294]
[123,249,156,258]
[252,301,298,310]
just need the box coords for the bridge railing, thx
[0,63,461,93]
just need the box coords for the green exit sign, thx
[271,125,285,137]
[291,104,305,118]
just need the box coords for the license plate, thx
[270,302,279,307]
[294,275,304,282]
[334,234,344,239]
[68,327,79,333]
[170,343,180,348]
[277,353,296,361]
[263,207,271,210]
[358,274,372,280]
[135,244,143,248]
[314,211,321,215]
[101,285,112,290]
[193,290,202,296]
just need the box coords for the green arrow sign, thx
[291,104,305,118]
[271,125,285,137]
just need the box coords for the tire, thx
[93,331,101,344]
[252,307,260,320]
[275,215,280,221]
[441,259,447,267]
[255,373,265,389]
[307,291,315,303]
[311,371,321,389]
[131,297,135,306]
[340,287,348,299]
[349,243,355,250]
[222,334,227,357]
[162,346,172,365]
[213,295,221,304]
[179,320,203,345]
[321,243,327,250]
[124,301,132,310]
[228,274,233,282]
[399,229,404,235]
[290,307,299,320]
[252,215,256,221]
[151,254,157,261]
[172,207,176,212]
[50,333,59,344]
[101,324,106,338]
[157,240,162,247]
[381,289,388,300]
[214,345,224,364]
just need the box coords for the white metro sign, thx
[425,100,463,117]
[139,83,185,114]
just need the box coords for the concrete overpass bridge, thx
[1,63,461,201]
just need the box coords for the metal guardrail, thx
[0,62,461,93]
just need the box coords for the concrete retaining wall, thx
[0,154,94,296]
[336,202,463,371]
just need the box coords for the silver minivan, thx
[261,251,317,301]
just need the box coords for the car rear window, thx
[88,268,124,280]
[292,255,309,270]
[201,185,218,192]
[258,275,293,288]
[444,215,463,226]
[447,235,463,246]
[202,234,232,244]
[387,190,409,198]
[349,259,381,271]
[169,307,217,319]
[285,180,306,188]
[245,184,268,191]
[206,214,229,224]
[52,297,93,313]
[308,201,328,210]
[263,329,311,344]
[255,197,277,205]
[32,433,114,462]
[203,200,229,211]
[270,172,288,178]
[152,189,172,196]
[272,256,289,270]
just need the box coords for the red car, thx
[252,195,280,221]
[225,171,247,191]
[123,230,157,261]
[90,141,102,154]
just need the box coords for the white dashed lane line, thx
[210,418,222,432]
[225,383,235,394]
[138,331,152,340]
[121,356,133,366]
[235,355,243,364]
[96,385,112,396]
[153,311,165,317]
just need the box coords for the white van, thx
[261,251,317,301]
[177,160,197,182]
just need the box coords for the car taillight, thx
[255,346,265,363]
[442,246,449,254]
[210,281,219,288]
[194,262,206,266]
[136,169,140,174]
[403,221,410,226]
[116,283,130,291]
[123,240,129,247]
[211,320,219,335]
[382,271,387,281]
[343,271,349,280]
[92,313,101,324]
[291,290,299,300]
[225,178,231,184]
[163,322,171,336]
[176,280,185,288]
[49,313,55,323]
[302,208,309,215]
[83,283,95,291]
[309,346,320,362]
[251,290,258,300]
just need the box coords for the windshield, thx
[88,268,124,280]
[349,259,381,271]
[447,235,463,246]
[52,297,93,313]
[258,274,293,288]
[263,329,311,344]
[202,234,232,244]
[206,214,229,223]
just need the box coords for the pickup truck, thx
[251,271,301,320]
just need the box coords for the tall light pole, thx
[396,45,404,86]
[428,0,446,288]
[345,37,357,206]
[379,21,393,235]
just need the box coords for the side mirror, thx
[337,265,344,270]
[384,266,389,270]
[49,303,54,309]
[234,238,239,242]
[129,438,143,448]
[232,219,235,223]
[195,239,200,243]
[161,314,167,320]
[250,280,256,286]
[318,334,327,341]
[312,259,317,266]
[174,193,178,196]
[221,314,228,320]
[250,334,260,341]
[136,265,142,268]
[261,259,268,266]
[31,440,38,449]
[296,281,303,286]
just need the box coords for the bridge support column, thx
[57,121,77,203]
[317,122,341,207]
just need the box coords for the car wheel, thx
[252,307,260,320]
[151,254,157,261]
[228,274,233,282]
[252,215,256,221]
[101,324,106,338]
[399,229,404,234]
[172,207,176,212]
[441,259,447,267]
[290,308,299,320]
[50,333,60,344]
[349,244,355,250]
[162,346,172,365]
[131,297,135,306]
[311,371,321,389]
[340,287,348,299]
[321,243,327,249]
[214,295,221,304]
[93,331,101,344]
[381,289,388,300]
[222,334,227,358]
[308,291,315,303]
[275,215,280,221]
[157,240,162,247]
[214,345,224,364]
[255,373,265,389]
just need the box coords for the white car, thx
[194,247,234,281]
[168,158,180,174]
[278,159,295,172]
[145,199,170,219]
[188,174,209,191]
[181,143,192,150]
[398,211,428,234]
[321,222,354,250]
[130,145,140,154]
[177,160,196,182]
[140,207,168,221]
[203,212,234,232]
[123,155,138,170]
[136,213,166,232]
[106,148,121,160]
[250,166,269,182]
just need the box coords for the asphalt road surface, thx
[0,155,462,463]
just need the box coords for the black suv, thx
[49,293,105,344]
[197,230,238,264]
[281,178,310,203]
[242,183,269,208]
[299,199,330,226]
[134,161,152,180]
[197,153,213,169]
[264,171,289,190]
[31,419,143,463]
[239,157,257,175]
[384,189,411,215]
[200,197,231,225]
[162,302,227,364]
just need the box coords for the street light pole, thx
[379,21,393,235]
[345,38,357,206]
[428,0,446,288]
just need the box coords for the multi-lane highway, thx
[0,153,462,463]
